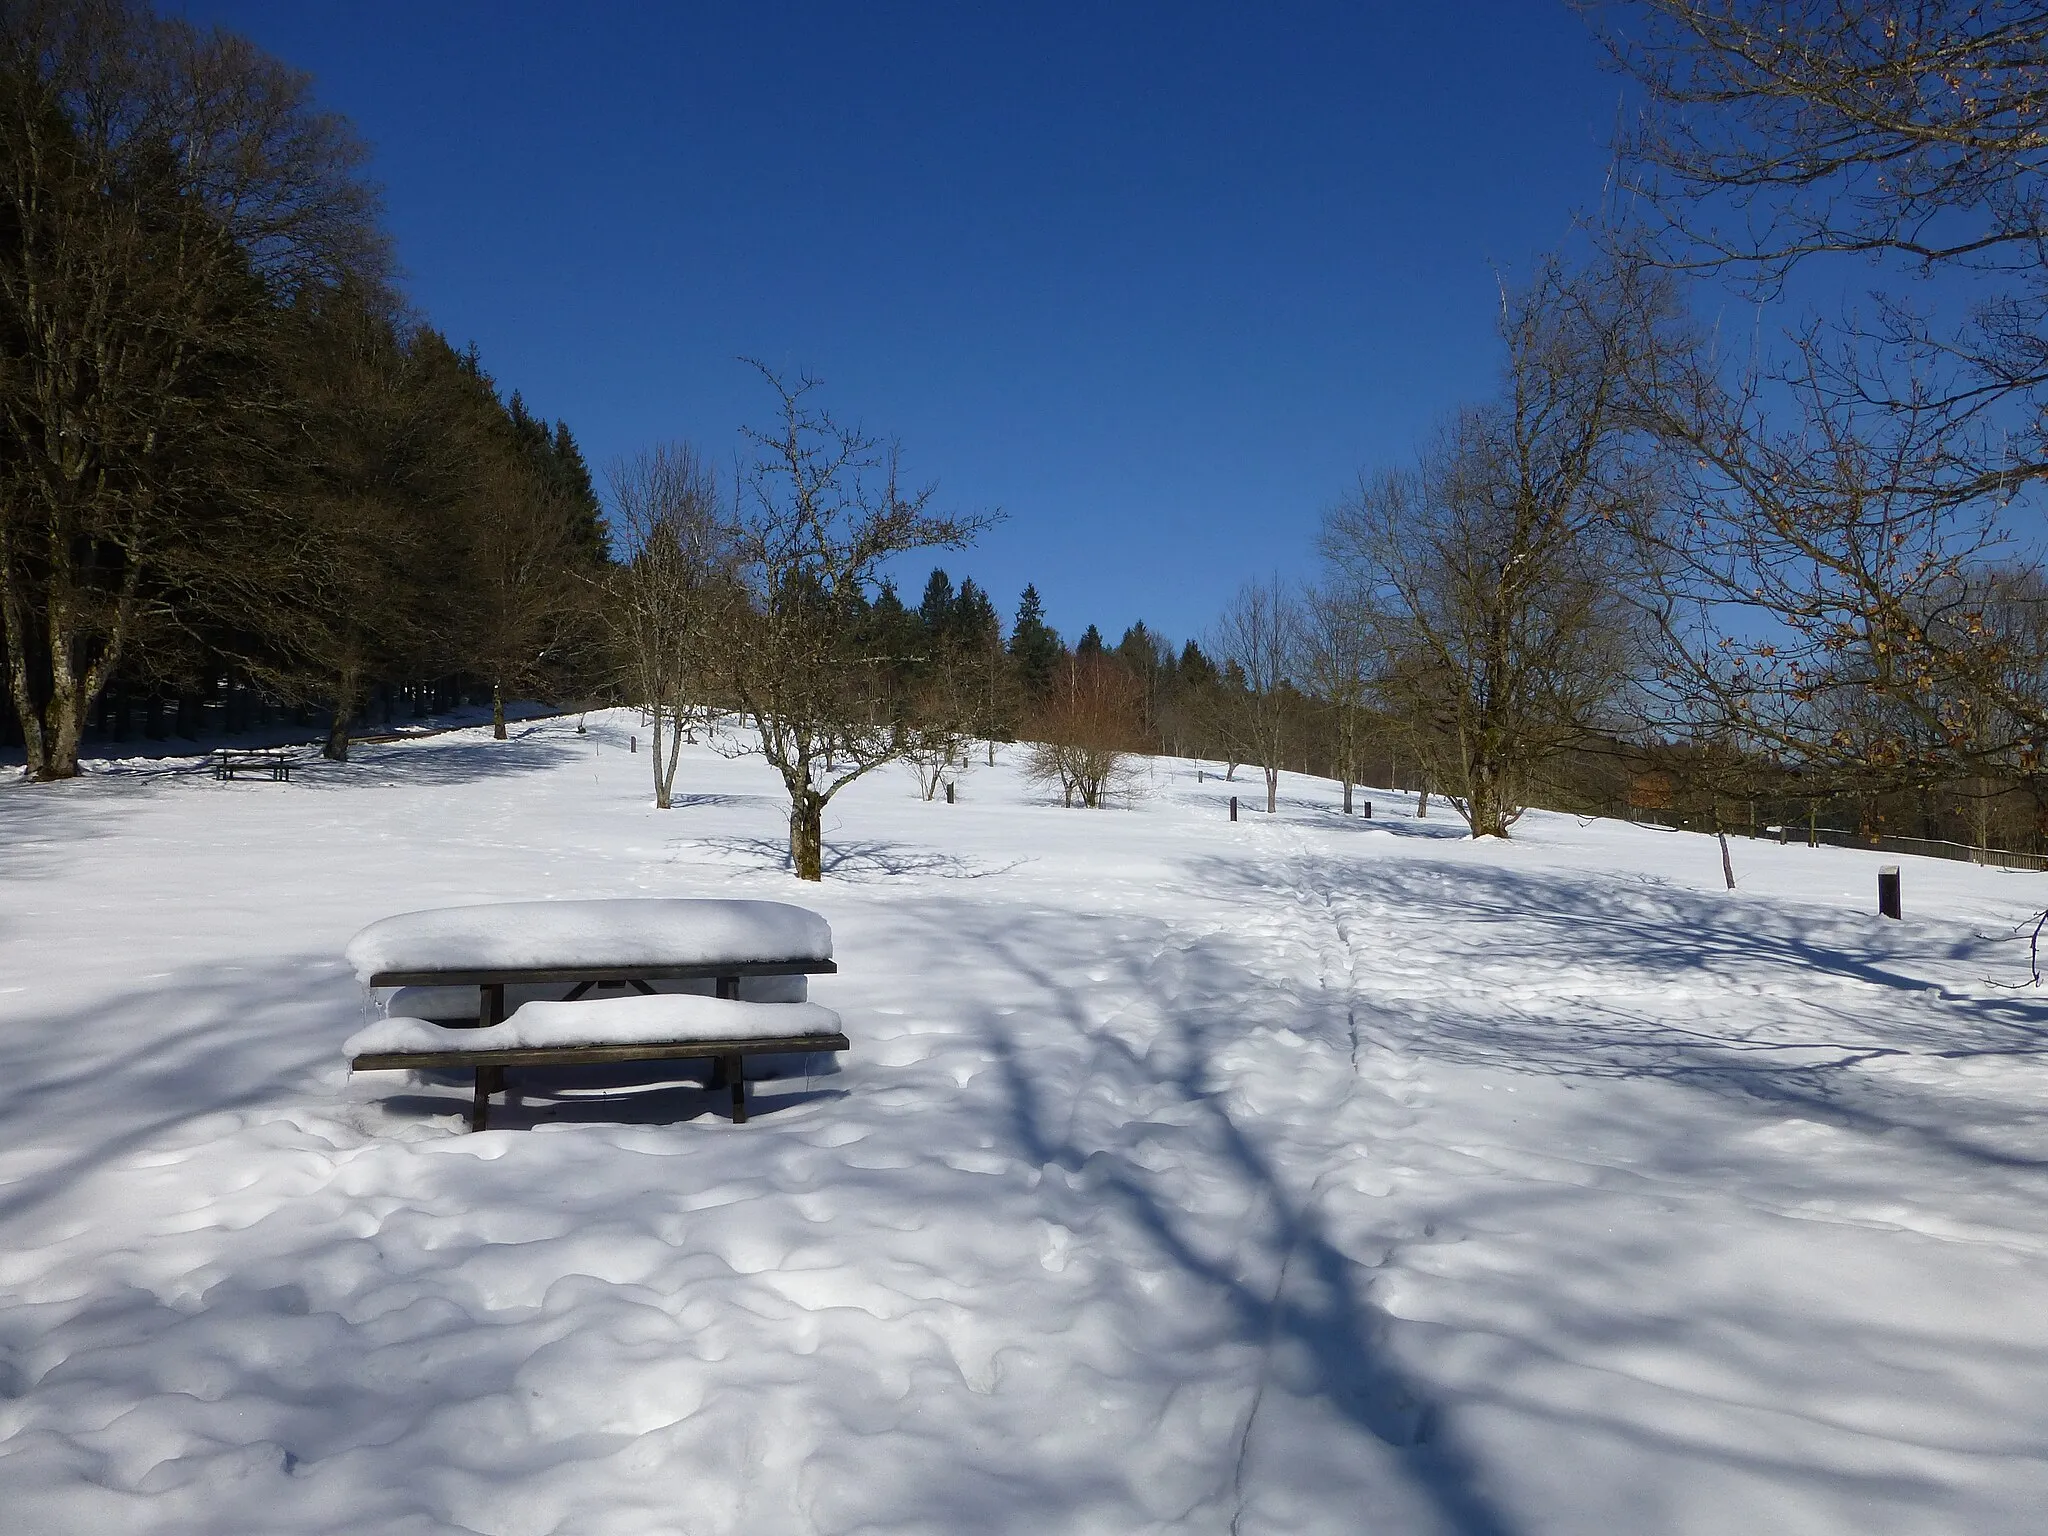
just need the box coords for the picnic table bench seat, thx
[348,994,849,1129]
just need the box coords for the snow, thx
[346,996,845,1055]
[344,897,832,982]
[3,710,2047,1533]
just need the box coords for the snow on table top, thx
[344,898,832,982]
[346,994,844,1056]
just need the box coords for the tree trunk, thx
[1417,782,1430,818]
[1265,764,1278,813]
[491,680,507,740]
[790,791,825,881]
[4,608,89,782]
[650,702,688,808]
[324,678,357,762]
[1467,787,1509,838]
[651,704,672,808]
[1342,776,1353,815]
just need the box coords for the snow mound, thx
[344,897,832,981]
[346,994,845,1055]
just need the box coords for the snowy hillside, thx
[2,711,2045,1534]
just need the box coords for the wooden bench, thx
[348,996,849,1129]
[211,747,296,782]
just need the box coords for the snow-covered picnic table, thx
[343,898,844,1129]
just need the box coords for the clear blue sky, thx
[175,1,1621,647]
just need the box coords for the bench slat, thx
[351,1032,850,1072]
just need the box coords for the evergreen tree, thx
[550,421,607,564]
[1009,584,1061,697]
[1076,623,1105,659]
[918,568,957,643]
[1117,622,1163,675]
[954,578,1001,649]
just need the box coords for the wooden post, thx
[945,781,955,804]
[630,735,637,753]
[726,1054,747,1123]
[1197,769,1204,783]
[1879,865,1902,919]
[1229,796,1238,822]
[1361,801,1372,820]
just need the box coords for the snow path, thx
[1,715,2046,1533]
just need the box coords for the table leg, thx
[716,975,738,1000]
[480,983,505,1027]
[470,1068,491,1132]
[725,1053,746,1123]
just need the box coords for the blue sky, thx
[176,1,1622,646]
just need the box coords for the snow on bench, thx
[348,994,845,1055]
[348,994,850,1130]
[345,898,834,985]
[377,973,809,1024]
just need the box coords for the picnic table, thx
[211,746,297,782]
[343,898,845,1129]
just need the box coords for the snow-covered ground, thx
[2,711,2045,1535]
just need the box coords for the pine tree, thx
[549,421,607,565]
[918,568,957,643]
[1009,584,1061,697]
[1076,623,1105,659]
[954,578,1000,649]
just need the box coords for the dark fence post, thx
[1362,800,1372,820]
[630,736,637,754]
[945,781,955,804]
[1229,796,1238,822]
[1878,865,1902,920]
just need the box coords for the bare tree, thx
[1585,1,2048,293]
[601,444,728,810]
[1586,1,2048,798]
[1297,584,1378,815]
[214,291,458,763]
[720,366,994,879]
[900,657,979,801]
[1210,578,1300,813]
[1323,260,1653,838]
[1624,320,2048,796]
[1023,653,1142,808]
[462,455,588,741]
[0,0,384,779]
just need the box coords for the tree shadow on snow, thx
[927,910,1526,1536]
[691,834,1022,881]
[1185,851,2048,1175]
[293,730,595,791]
